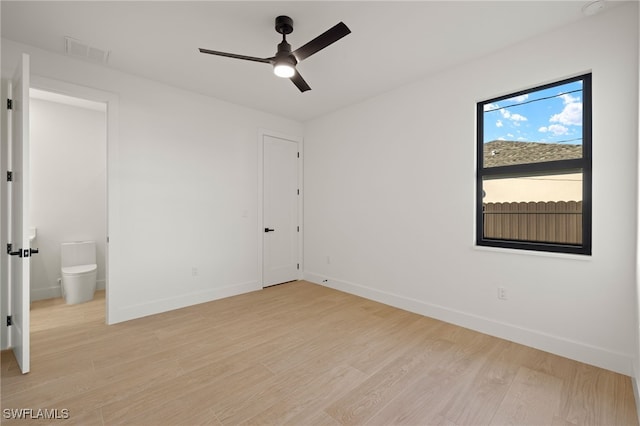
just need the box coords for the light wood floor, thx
[1,281,637,425]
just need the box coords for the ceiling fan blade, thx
[293,22,351,62]
[290,70,311,92]
[199,48,272,64]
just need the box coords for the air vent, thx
[65,37,110,65]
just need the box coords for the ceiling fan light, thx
[274,63,295,78]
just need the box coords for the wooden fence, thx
[483,201,582,244]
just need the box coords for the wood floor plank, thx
[240,364,366,425]
[344,314,437,375]
[489,366,563,425]
[442,340,531,425]
[1,281,636,426]
[213,343,365,425]
[101,360,273,424]
[561,361,640,426]
[364,332,498,425]
[325,330,455,424]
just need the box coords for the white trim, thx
[304,271,634,376]
[31,286,61,301]
[31,279,106,302]
[1,77,10,350]
[473,245,592,261]
[298,138,304,278]
[110,280,260,324]
[29,75,119,325]
[257,129,304,288]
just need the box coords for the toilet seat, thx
[62,264,97,275]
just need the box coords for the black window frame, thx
[476,74,592,255]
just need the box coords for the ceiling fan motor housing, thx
[275,40,297,66]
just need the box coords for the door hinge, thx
[6,316,12,326]
[297,189,300,195]
[297,263,299,270]
[6,171,13,182]
[297,152,300,158]
[7,99,12,110]
[297,226,299,232]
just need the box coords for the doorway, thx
[28,76,118,327]
[29,89,107,308]
[259,132,302,288]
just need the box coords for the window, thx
[477,74,592,255]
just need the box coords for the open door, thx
[8,53,31,374]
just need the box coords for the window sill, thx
[473,244,592,261]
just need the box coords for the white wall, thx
[29,97,107,301]
[1,38,303,328]
[304,3,639,375]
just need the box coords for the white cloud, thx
[550,102,582,126]
[539,125,568,135]
[560,93,579,105]
[498,137,506,141]
[548,124,569,135]
[499,108,527,122]
[496,120,503,128]
[484,103,500,112]
[507,133,514,138]
[517,137,527,141]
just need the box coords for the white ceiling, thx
[1,1,615,122]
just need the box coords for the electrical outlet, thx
[497,287,507,300]
[322,279,328,283]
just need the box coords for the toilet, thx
[61,241,97,305]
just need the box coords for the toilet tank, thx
[61,241,96,268]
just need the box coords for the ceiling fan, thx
[199,16,351,92]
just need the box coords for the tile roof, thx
[483,140,582,168]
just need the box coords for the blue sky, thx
[483,80,583,145]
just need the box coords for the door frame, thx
[30,76,119,325]
[1,63,10,350]
[257,129,303,288]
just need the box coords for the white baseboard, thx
[31,279,106,302]
[109,280,261,324]
[304,271,633,376]
[31,286,61,301]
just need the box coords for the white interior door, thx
[9,53,30,374]
[263,135,299,287]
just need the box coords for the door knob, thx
[264,228,275,232]
[29,248,39,255]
